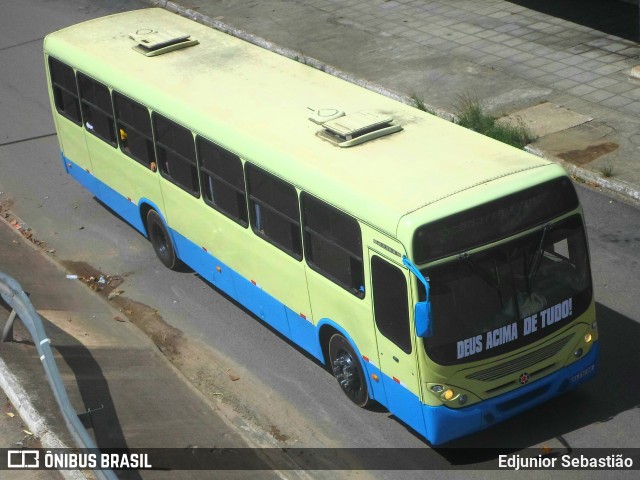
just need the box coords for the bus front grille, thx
[466,334,574,382]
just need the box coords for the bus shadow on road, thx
[432,302,639,464]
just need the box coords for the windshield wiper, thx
[458,252,500,291]
[528,224,551,281]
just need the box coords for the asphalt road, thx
[1,1,639,478]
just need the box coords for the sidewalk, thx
[154,0,640,202]
[0,217,279,479]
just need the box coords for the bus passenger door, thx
[369,253,426,438]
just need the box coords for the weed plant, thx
[599,161,615,178]
[455,96,535,149]
[410,94,435,115]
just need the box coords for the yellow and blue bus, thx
[44,8,598,445]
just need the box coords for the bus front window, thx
[422,215,592,365]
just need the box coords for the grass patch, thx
[455,96,535,149]
[599,160,615,178]
[409,94,435,115]
[410,94,428,111]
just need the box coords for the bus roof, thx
[44,8,557,239]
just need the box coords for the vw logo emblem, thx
[519,372,530,385]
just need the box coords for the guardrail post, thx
[0,272,118,480]
[2,307,16,342]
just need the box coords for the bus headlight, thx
[584,333,592,344]
[427,383,478,408]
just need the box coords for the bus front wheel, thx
[329,334,370,408]
[147,210,178,270]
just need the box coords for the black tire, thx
[329,334,370,407]
[147,210,178,270]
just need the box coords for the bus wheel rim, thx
[153,225,168,256]
[333,350,359,394]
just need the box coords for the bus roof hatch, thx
[316,111,402,147]
[130,29,199,57]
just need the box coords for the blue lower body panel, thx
[382,375,427,438]
[62,153,145,234]
[62,154,102,204]
[423,342,599,445]
[168,217,325,364]
[98,182,146,234]
[287,309,323,362]
[360,359,388,407]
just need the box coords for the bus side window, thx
[371,255,411,353]
[245,164,302,260]
[301,193,364,298]
[77,73,117,146]
[48,57,81,125]
[113,92,154,168]
[196,136,248,226]
[152,113,199,197]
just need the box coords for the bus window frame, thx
[76,72,118,148]
[48,57,82,126]
[301,192,365,298]
[245,163,303,261]
[152,111,201,198]
[113,91,156,168]
[196,135,249,228]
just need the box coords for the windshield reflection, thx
[422,215,592,365]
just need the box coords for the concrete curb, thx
[151,1,456,119]
[149,0,640,204]
[0,355,86,480]
[0,211,87,479]
[526,146,640,202]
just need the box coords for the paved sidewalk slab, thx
[154,0,640,201]
[0,218,266,479]
[499,102,593,137]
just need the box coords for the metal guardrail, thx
[0,271,118,480]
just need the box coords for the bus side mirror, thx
[415,301,433,338]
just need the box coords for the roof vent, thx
[316,111,402,147]
[130,29,199,57]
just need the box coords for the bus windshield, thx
[422,215,592,365]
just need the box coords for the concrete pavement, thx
[153,0,640,202]
[0,215,281,479]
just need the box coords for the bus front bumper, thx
[423,341,599,446]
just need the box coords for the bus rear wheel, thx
[329,334,370,408]
[147,210,178,270]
